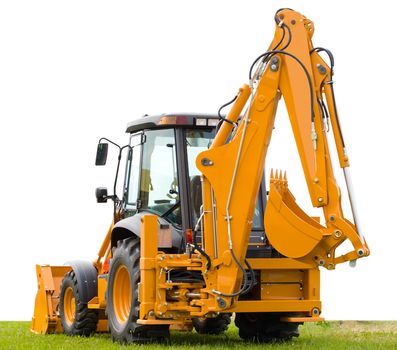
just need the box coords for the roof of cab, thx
[125,113,219,133]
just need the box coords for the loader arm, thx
[196,8,369,303]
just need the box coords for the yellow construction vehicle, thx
[32,8,369,343]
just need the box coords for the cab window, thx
[139,129,180,225]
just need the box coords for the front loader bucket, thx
[31,264,71,334]
[264,171,324,258]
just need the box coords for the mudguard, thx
[66,260,98,304]
[111,212,182,250]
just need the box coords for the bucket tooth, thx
[270,168,275,183]
[282,170,288,187]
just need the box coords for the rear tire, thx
[59,270,98,336]
[107,237,169,344]
[192,313,232,335]
[235,312,299,343]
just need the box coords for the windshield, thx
[130,127,264,230]
[138,129,180,224]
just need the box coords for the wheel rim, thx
[64,287,76,326]
[113,264,132,325]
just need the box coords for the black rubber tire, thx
[235,313,300,343]
[59,270,98,336]
[107,237,170,344]
[192,313,232,335]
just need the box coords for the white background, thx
[0,0,396,321]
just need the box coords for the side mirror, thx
[95,143,108,166]
[96,187,108,203]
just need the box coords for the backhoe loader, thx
[32,8,369,343]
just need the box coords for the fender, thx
[66,260,98,304]
[111,212,183,250]
[111,213,143,248]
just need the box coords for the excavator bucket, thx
[31,264,71,334]
[264,170,325,258]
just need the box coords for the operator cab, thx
[98,113,268,257]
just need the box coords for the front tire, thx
[59,270,98,336]
[107,237,169,344]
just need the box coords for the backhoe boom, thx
[196,8,369,306]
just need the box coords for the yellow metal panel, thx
[139,215,158,320]
[303,268,320,300]
[260,270,304,300]
[261,284,303,301]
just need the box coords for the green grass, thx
[0,321,396,350]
